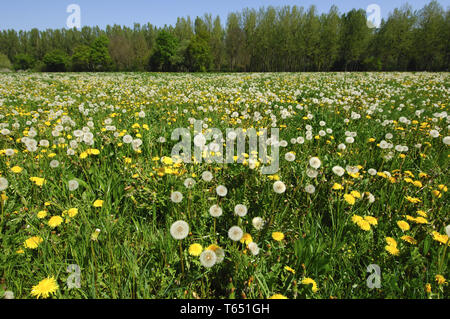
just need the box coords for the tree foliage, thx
[0,1,448,72]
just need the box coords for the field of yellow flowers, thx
[0,72,448,299]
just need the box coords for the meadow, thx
[0,72,448,299]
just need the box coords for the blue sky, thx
[0,0,448,31]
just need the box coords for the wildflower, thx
[425,283,432,293]
[248,242,260,255]
[284,266,295,274]
[234,204,248,217]
[332,166,345,176]
[29,177,46,186]
[37,211,47,219]
[11,166,23,173]
[350,190,361,198]
[252,217,265,230]
[285,152,296,162]
[206,244,225,263]
[273,181,286,194]
[201,171,213,182]
[401,235,417,245]
[240,233,253,245]
[364,216,377,226]
[269,294,288,299]
[24,236,43,249]
[228,226,244,241]
[199,249,217,268]
[93,199,103,207]
[30,277,59,299]
[216,185,228,197]
[272,232,285,241]
[170,191,183,203]
[184,178,196,189]
[67,208,78,218]
[332,183,344,190]
[170,220,189,240]
[435,275,447,285]
[397,220,410,232]
[90,228,101,241]
[68,180,79,191]
[48,216,63,228]
[385,237,398,247]
[405,196,421,203]
[304,184,316,194]
[431,231,448,245]
[343,194,356,205]
[385,245,400,256]
[209,204,222,217]
[309,157,321,169]
[302,277,318,293]
[417,210,427,218]
[188,243,203,256]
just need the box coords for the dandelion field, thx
[0,72,448,299]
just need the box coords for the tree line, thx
[0,1,448,72]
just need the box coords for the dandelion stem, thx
[179,241,185,276]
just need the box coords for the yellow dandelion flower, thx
[400,235,417,245]
[240,233,253,245]
[48,216,63,228]
[385,245,400,256]
[188,243,203,256]
[385,237,398,247]
[431,190,442,198]
[413,217,428,224]
[435,275,447,285]
[397,220,410,231]
[30,277,59,299]
[405,196,421,203]
[425,283,432,293]
[416,210,427,218]
[272,232,285,241]
[93,199,104,208]
[350,190,361,198]
[284,266,295,274]
[24,236,43,249]
[67,208,78,218]
[37,210,47,219]
[79,152,88,159]
[343,194,356,205]
[269,294,288,299]
[431,231,448,245]
[332,183,344,190]
[437,184,447,192]
[11,166,23,173]
[357,219,371,231]
[29,177,46,186]
[351,215,363,224]
[364,216,378,226]
[301,277,318,293]
[412,181,422,187]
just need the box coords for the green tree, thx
[43,49,68,72]
[0,53,13,70]
[13,53,35,70]
[90,36,113,71]
[185,36,212,71]
[71,45,91,71]
[149,30,179,71]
